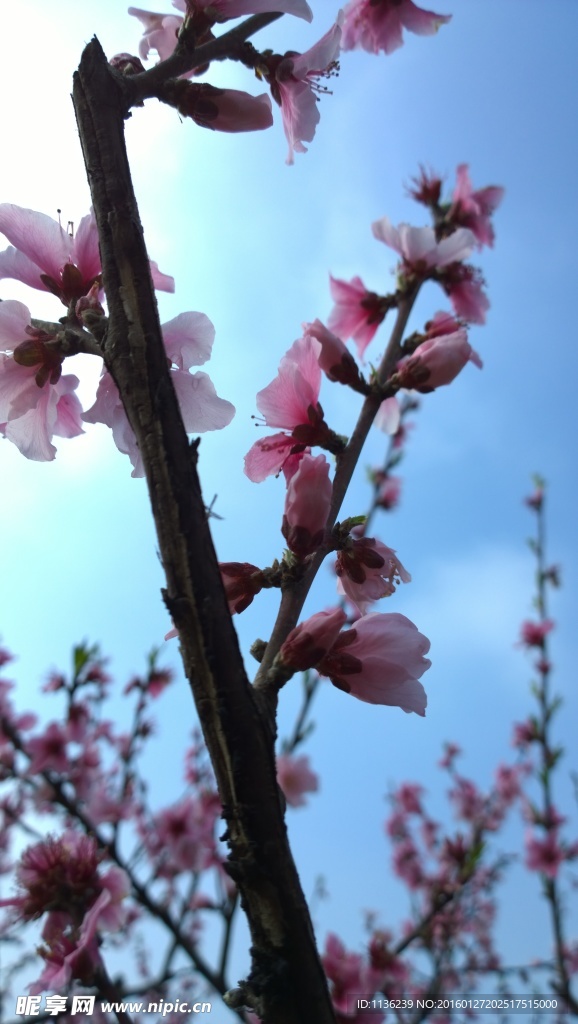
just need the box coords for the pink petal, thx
[161,311,215,368]
[0,300,33,351]
[400,2,451,36]
[0,204,70,281]
[244,432,296,482]
[73,212,102,283]
[149,259,175,292]
[171,369,235,431]
[0,246,52,291]
[220,0,312,21]
[371,216,402,254]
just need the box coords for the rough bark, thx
[72,36,336,1024]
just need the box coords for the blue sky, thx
[1,0,577,1009]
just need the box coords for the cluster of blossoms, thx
[125,0,452,163]
[208,166,502,720]
[0,204,234,466]
[0,642,321,1002]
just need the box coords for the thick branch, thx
[72,36,335,1024]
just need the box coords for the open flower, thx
[0,299,83,461]
[244,334,325,481]
[0,205,173,303]
[336,537,411,614]
[83,311,234,476]
[449,164,504,249]
[342,0,451,56]
[268,14,342,164]
[318,612,430,714]
[372,216,476,275]
[1,831,129,994]
[327,274,387,360]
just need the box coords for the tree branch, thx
[72,35,335,1024]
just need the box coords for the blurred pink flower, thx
[269,15,342,164]
[519,619,554,648]
[438,262,489,324]
[450,164,504,249]
[26,723,69,775]
[276,753,319,807]
[342,0,451,56]
[282,452,332,557]
[327,274,386,360]
[83,311,234,476]
[319,612,430,715]
[525,831,565,879]
[374,473,402,510]
[0,204,173,303]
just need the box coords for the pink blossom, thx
[130,0,312,66]
[408,165,443,207]
[438,262,490,324]
[449,777,485,823]
[438,741,461,768]
[83,311,234,476]
[394,328,482,392]
[282,452,332,557]
[129,4,186,61]
[519,619,554,648]
[525,487,544,510]
[318,612,431,715]
[276,754,319,807]
[280,607,347,672]
[342,0,451,56]
[244,334,326,481]
[168,80,273,132]
[269,15,342,164]
[304,318,366,391]
[323,933,384,1021]
[0,204,174,302]
[0,299,84,460]
[511,719,539,749]
[392,837,424,888]
[525,831,566,878]
[327,274,386,359]
[395,782,424,815]
[374,396,401,434]
[144,794,220,876]
[336,537,411,615]
[450,164,504,248]
[494,764,524,805]
[2,831,128,922]
[26,723,69,775]
[372,216,476,274]
[219,562,265,614]
[374,472,402,509]
[0,356,84,462]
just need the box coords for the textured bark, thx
[72,37,336,1024]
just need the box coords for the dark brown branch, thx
[72,36,335,1024]
[124,13,282,107]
